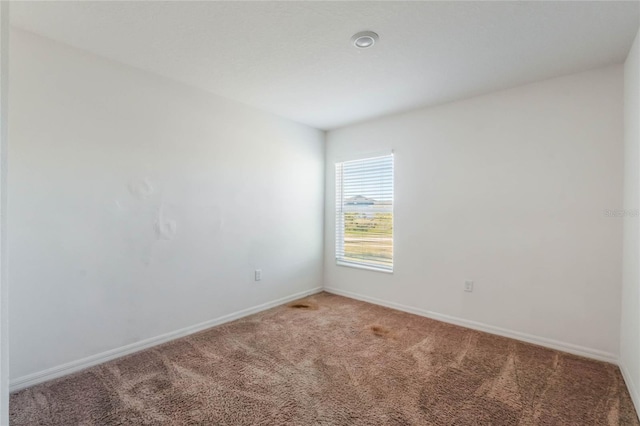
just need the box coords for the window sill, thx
[336,260,393,274]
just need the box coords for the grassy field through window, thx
[343,212,392,266]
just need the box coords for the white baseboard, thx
[323,287,618,364]
[620,361,640,416]
[10,285,625,397]
[10,287,323,392]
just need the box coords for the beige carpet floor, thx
[10,292,640,425]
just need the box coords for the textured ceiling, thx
[10,1,640,130]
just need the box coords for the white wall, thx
[325,66,624,359]
[621,28,640,412]
[0,4,8,425]
[8,29,324,381]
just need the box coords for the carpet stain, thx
[9,292,639,425]
[288,301,318,310]
[370,325,392,337]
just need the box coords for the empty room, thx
[0,0,639,424]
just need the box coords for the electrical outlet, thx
[464,280,474,292]
[255,269,262,281]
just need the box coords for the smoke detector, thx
[351,31,379,49]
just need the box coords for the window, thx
[335,154,394,272]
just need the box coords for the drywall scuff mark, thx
[154,205,177,240]
[128,177,154,200]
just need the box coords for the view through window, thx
[335,154,394,272]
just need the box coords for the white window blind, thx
[335,154,394,272]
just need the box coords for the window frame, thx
[335,153,394,274]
